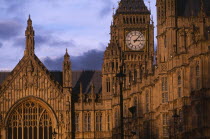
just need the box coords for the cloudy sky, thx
[0,0,156,71]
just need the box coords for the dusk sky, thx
[0,0,156,71]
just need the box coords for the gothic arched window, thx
[196,65,200,89]
[75,113,79,132]
[133,96,138,117]
[146,91,149,113]
[129,71,132,85]
[106,78,111,92]
[84,112,91,132]
[7,101,53,139]
[134,69,137,82]
[96,112,102,131]
[196,65,200,77]
[134,97,138,107]
[114,110,118,128]
[107,114,110,131]
[124,104,127,116]
[162,113,169,137]
[178,75,181,85]
[177,72,182,97]
[161,77,168,103]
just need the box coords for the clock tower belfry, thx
[102,0,154,97]
[111,0,154,75]
[112,0,153,52]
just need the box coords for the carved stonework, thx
[160,63,167,72]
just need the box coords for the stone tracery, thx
[7,100,53,139]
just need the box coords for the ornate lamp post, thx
[116,52,126,139]
[0,115,2,139]
[172,110,180,139]
[52,128,58,139]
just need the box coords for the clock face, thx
[126,31,146,51]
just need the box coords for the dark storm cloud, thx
[34,32,76,47]
[35,35,49,46]
[43,57,63,71]
[0,42,3,48]
[71,49,104,70]
[43,49,104,70]
[12,34,75,48]
[0,21,23,40]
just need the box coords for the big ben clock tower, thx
[112,0,154,76]
[102,1,154,138]
[102,0,154,97]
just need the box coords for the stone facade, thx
[0,0,210,139]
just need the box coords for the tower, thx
[103,0,154,96]
[24,15,35,56]
[102,0,154,138]
[63,49,72,88]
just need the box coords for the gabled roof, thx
[72,71,102,94]
[0,70,102,94]
[116,0,150,14]
[0,55,63,94]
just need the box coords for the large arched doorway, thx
[7,100,54,139]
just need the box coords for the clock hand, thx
[134,39,144,43]
[134,35,142,43]
[135,39,144,42]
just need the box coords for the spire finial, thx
[25,15,35,56]
[148,0,151,12]
[112,6,115,16]
[64,48,70,59]
[27,14,32,26]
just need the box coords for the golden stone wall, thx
[0,0,210,139]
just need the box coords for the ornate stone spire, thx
[25,15,35,56]
[116,0,150,14]
[64,48,70,61]
[63,48,72,88]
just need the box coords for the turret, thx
[24,15,35,56]
[79,82,83,102]
[90,83,96,101]
[62,49,72,88]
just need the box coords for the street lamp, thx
[116,52,126,139]
[172,110,180,139]
[52,128,58,139]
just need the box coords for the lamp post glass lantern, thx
[172,110,180,138]
[116,52,126,139]
[52,128,58,139]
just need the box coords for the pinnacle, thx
[25,15,35,56]
[64,48,70,58]
[27,14,32,26]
